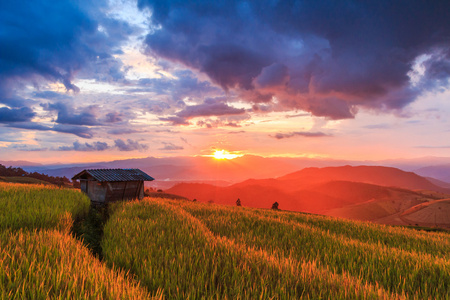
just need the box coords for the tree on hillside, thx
[0,164,70,185]
[236,198,241,206]
[271,202,279,210]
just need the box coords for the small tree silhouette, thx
[236,198,241,206]
[271,202,279,210]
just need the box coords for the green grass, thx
[103,199,395,299]
[0,183,159,300]
[3,182,450,299]
[0,182,90,232]
[251,206,450,259]
[176,201,450,299]
[0,229,153,300]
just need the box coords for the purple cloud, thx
[114,139,149,151]
[8,122,94,139]
[42,102,100,126]
[271,131,330,139]
[138,0,450,119]
[58,141,109,151]
[0,107,35,123]
[159,142,184,151]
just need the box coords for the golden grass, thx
[0,182,90,232]
[0,229,157,300]
[103,198,399,299]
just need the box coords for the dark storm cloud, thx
[0,107,35,123]
[42,102,100,126]
[0,0,136,106]
[271,131,330,139]
[1,1,94,92]
[32,91,73,101]
[50,124,94,139]
[139,0,450,119]
[114,139,149,151]
[0,95,35,109]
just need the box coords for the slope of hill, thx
[400,199,450,227]
[425,177,450,188]
[0,176,52,185]
[4,183,450,299]
[278,165,450,193]
[167,165,450,225]
[102,198,450,299]
[415,164,450,183]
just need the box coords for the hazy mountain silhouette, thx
[166,166,450,226]
[415,164,450,183]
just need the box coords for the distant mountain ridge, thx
[414,164,450,183]
[166,165,450,227]
[10,156,450,189]
[278,165,450,193]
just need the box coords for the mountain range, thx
[166,165,450,228]
[6,155,450,188]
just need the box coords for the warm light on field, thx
[212,150,242,160]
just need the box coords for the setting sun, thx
[213,150,242,160]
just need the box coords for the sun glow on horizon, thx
[212,150,242,160]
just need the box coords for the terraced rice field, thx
[2,182,450,299]
[103,198,450,299]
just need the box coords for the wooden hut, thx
[72,169,154,204]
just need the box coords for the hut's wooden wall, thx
[87,180,107,203]
[80,180,87,193]
[104,181,144,202]
[80,179,145,203]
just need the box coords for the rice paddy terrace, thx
[1,182,450,299]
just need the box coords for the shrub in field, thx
[0,182,90,232]
[0,229,156,300]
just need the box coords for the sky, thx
[1,0,450,164]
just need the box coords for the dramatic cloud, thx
[159,116,190,126]
[32,91,72,101]
[271,131,330,139]
[42,102,101,126]
[104,112,123,123]
[0,107,35,123]
[161,97,246,125]
[139,0,450,119]
[114,139,149,151]
[58,141,109,151]
[177,98,245,119]
[8,122,94,139]
[0,0,135,109]
[137,70,220,100]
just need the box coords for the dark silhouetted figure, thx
[192,198,197,202]
[271,202,279,210]
[236,198,241,206]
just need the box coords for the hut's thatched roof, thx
[72,168,154,182]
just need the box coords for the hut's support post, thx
[122,181,128,201]
[134,181,141,200]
